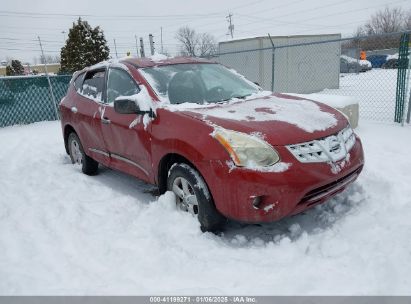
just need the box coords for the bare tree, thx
[40,55,61,64]
[198,33,217,57]
[175,26,217,57]
[351,7,411,51]
[33,55,60,65]
[358,7,407,35]
[176,27,198,56]
[405,9,411,30]
[4,56,13,65]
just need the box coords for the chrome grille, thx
[286,126,356,163]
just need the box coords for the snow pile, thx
[285,93,357,109]
[188,95,337,133]
[148,53,169,62]
[1,121,411,295]
[321,69,408,122]
[341,55,371,68]
[360,59,371,68]
[387,53,398,60]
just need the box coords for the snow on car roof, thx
[121,55,217,68]
[74,55,217,75]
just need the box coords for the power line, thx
[219,0,410,38]
[249,0,357,20]
[230,0,269,11]
[0,47,59,52]
[233,0,307,17]
[0,1,274,19]
[296,0,410,23]
[100,0,274,37]
[204,0,357,34]
[0,10,223,19]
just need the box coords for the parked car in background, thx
[382,54,399,69]
[366,54,388,68]
[340,55,372,73]
[60,56,364,232]
[382,59,398,69]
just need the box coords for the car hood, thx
[172,93,348,146]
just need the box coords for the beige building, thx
[0,63,61,76]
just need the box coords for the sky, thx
[0,0,410,64]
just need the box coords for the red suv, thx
[60,57,364,232]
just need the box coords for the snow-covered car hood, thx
[173,93,348,146]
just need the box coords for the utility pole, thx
[149,34,155,55]
[113,39,119,58]
[226,13,234,39]
[160,27,164,54]
[134,35,139,57]
[140,37,145,58]
[268,33,275,92]
[37,36,59,120]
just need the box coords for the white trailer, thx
[218,34,341,94]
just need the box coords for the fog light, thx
[251,195,263,209]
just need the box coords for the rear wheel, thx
[68,132,98,176]
[167,163,226,232]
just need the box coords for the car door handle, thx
[71,107,78,113]
[101,117,111,124]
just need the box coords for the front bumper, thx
[200,136,364,223]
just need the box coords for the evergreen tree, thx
[6,60,24,76]
[60,18,110,73]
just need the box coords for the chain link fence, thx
[0,32,410,128]
[215,32,411,123]
[0,75,71,127]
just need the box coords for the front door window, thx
[106,68,140,104]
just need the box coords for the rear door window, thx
[82,70,106,102]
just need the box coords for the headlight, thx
[213,128,280,167]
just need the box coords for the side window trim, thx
[73,72,85,91]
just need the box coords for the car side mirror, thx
[114,98,138,114]
[114,98,155,117]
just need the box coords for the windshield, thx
[140,63,260,104]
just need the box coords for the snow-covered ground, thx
[1,120,411,295]
[323,69,402,122]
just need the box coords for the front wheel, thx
[68,132,99,176]
[167,163,226,232]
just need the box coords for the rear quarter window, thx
[73,72,85,91]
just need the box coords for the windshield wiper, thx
[231,94,252,99]
[211,94,253,104]
[220,94,252,102]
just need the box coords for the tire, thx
[68,132,99,176]
[167,163,226,233]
